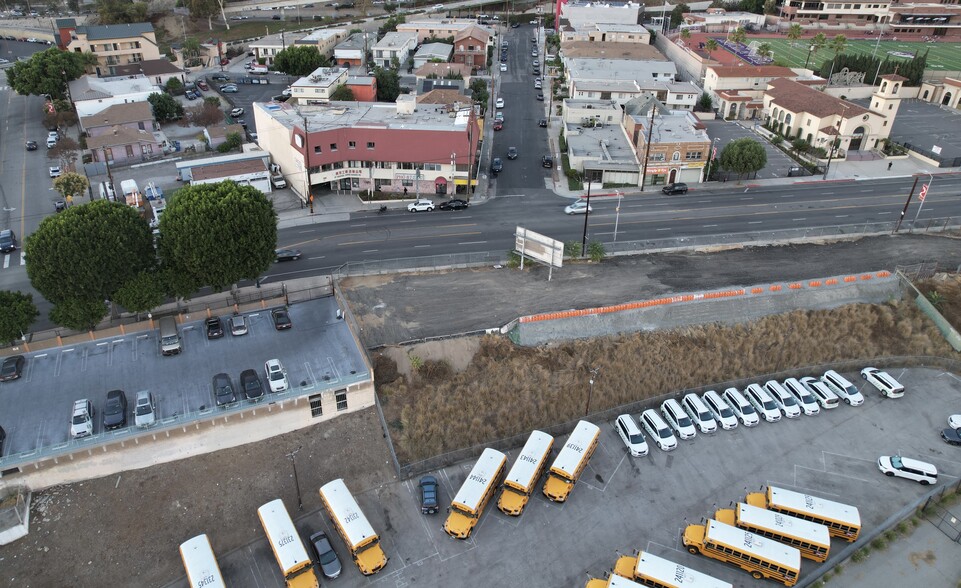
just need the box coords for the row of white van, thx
[615,368,905,454]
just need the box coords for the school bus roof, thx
[504,430,554,492]
[633,551,733,588]
[452,447,507,512]
[767,486,861,527]
[705,519,801,571]
[549,420,600,477]
[737,502,830,546]
[319,479,379,550]
[179,534,226,588]
[256,499,314,579]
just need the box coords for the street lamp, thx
[286,446,303,511]
[912,172,934,226]
[803,44,816,70]
[585,367,600,415]
[612,191,623,254]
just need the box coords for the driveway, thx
[703,119,803,179]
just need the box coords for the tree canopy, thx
[7,48,96,99]
[25,200,155,328]
[273,45,330,77]
[148,92,185,122]
[158,182,277,297]
[374,66,401,102]
[670,4,689,28]
[95,0,149,24]
[0,291,39,343]
[53,172,90,199]
[718,138,767,179]
[329,84,355,101]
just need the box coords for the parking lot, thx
[207,70,296,134]
[704,119,802,179]
[0,297,366,456]
[175,366,961,587]
[853,97,961,161]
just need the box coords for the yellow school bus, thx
[497,430,554,516]
[746,485,861,542]
[716,502,830,562]
[179,534,226,588]
[444,448,507,538]
[585,574,646,588]
[613,551,732,588]
[319,479,389,575]
[256,499,319,588]
[542,420,600,502]
[683,519,801,587]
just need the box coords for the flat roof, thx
[504,431,554,490]
[373,31,418,49]
[255,100,471,134]
[297,28,346,42]
[191,159,268,181]
[566,124,638,165]
[549,421,599,476]
[706,520,801,569]
[176,151,269,170]
[629,112,710,144]
[319,479,379,549]
[291,66,347,88]
[452,448,507,510]
[567,58,677,81]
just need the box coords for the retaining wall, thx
[511,271,898,346]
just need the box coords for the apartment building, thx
[294,29,348,57]
[396,19,494,43]
[371,32,419,69]
[56,20,161,77]
[289,67,350,104]
[704,65,802,120]
[623,96,711,187]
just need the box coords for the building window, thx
[126,145,134,157]
[367,141,375,149]
[672,151,681,161]
[307,394,323,417]
[314,145,322,154]
[423,163,441,171]
[649,153,665,162]
[348,141,356,148]
[685,151,703,160]
[330,143,338,151]
[375,178,391,189]
[335,389,348,411]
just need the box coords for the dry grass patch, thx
[917,274,961,330]
[379,299,955,464]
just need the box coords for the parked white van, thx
[800,377,840,409]
[860,367,904,398]
[614,414,648,457]
[722,387,759,427]
[821,370,864,406]
[640,409,678,451]
[70,399,94,438]
[744,384,782,423]
[782,378,820,416]
[878,455,937,485]
[763,380,801,418]
[661,398,697,440]
[701,390,738,430]
[682,393,717,434]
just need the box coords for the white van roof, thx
[504,430,553,492]
[256,499,311,576]
[451,448,507,512]
[550,420,600,476]
[319,478,379,550]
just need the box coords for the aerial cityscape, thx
[0,0,960,585]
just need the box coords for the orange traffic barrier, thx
[752,288,763,294]
[789,283,802,289]
[825,278,838,285]
[877,270,891,277]
[844,276,857,283]
[809,281,821,287]
[861,274,873,280]
[770,285,782,291]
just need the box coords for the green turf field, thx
[737,37,961,72]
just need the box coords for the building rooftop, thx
[86,127,157,149]
[114,58,182,77]
[80,102,153,129]
[415,62,472,79]
[417,88,470,105]
[629,111,711,144]
[296,28,347,43]
[373,31,419,49]
[454,24,491,43]
[766,78,874,118]
[593,23,649,33]
[415,42,453,58]
[567,58,677,81]
[251,32,306,48]
[75,22,155,40]
[346,75,375,85]
[175,151,269,171]
[561,41,666,61]
[191,159,268,181]
[208,123,246,139]
[69,75,161,101]
[709,65,797,78]
[291,67,348,89]
[255,100,472,133]
[566,123,638,167]
[335,33,368,51]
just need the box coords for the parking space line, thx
[794,463,876,485]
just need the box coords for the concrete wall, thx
[654,35,709,83]
[512,271,900,346]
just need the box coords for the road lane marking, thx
[414,244,431,248]
[458,241,487,245]
[703,224,718,227]
[835,214,849,218]
[2,255,8,269]
[362,249,378,253]
[307,256,325,260]
[339,231,483,247]
[656,227,671,231]
[748,221,762,224]
[19,253,25,265]
[792,218,806,221]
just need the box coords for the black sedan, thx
[275,248,302,261]
[941,428,961,446]
[272,308,292,330]
[491,158,503,174]
[205,316,224,339]
[240,369,265,401]
[439,199,469,211]
[309,531,343,579]
[103,389,128,430]
[212,373,236,407]
[25,140,37,151]
[419,475,439,514]
[0,355,25,382]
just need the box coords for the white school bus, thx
[716,502,831,562]
[497,430,554,516]
[179,534,226,588]
[542,420,600,503]
[683,519,801,587]
[613,551,733,588]
[585,574,646,588]
[444,447,507,538]
[746,485,861,542]
[319,478,389,575]
[256,499,319,588]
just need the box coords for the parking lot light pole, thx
[287,446,303,511]
[585,367,600,416]
[580,179,593,257]
[612,191,623,254]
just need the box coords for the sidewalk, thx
[842,519,961,588]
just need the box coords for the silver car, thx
[134,391,156,427]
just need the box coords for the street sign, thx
[515,226,563,280]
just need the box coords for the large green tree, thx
[273,45,330,77]
[0,291,39,343]
[113,270,165,313]
[25,200,155,315]
[53,172,89,200]
[7,48,96,99]
[95,0,149,24]
[670,3,689,29]
[50,298,110,332]
[374,66,400,102]
[148,92,185,122]
[330,84,355,101]
[158,182,277,297]
[718,138,767,179]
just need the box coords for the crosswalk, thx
[2,251,25,269]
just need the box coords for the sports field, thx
[743,37,961,72]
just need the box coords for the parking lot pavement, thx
[195,367,961,588]
[0,297,364,456]
[856,97,961,160]
[208,72,294,133]
[703,119,802,179]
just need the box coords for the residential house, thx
[205,124,246,150]
[79,101,155,135]
[416,88,472,107]
[250,32,304,65]
[294,29,348,58]
[704,65,803,120]
[371,32,419,69]
[176,151,273,194]
[345,76,377,102]
[565,58,677,103]
[289,67,350,104]
[333,33,368,68]
[113,58,184,88]
[396,19,494,43]
[56,21,162,77]
[452,25,491,71]
[412,43,454,69]
[560,42,668,62]
[557,1,643,33]
[622,95,711,187]
[68,75,162,118]
[415,62,472,86]
[559,23,651,44]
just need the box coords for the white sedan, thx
[265,359,289,392]
[407,198,435,212]
[49,166,62,178]
[499,63,507,72]
[495,98,505,108]
[564,200,592,215]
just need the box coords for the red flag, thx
[919,183,929,202]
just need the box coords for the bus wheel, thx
[752,572,763,580]
[687,546,699,555]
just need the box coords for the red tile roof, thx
[766,78,872,118]
[710,65,797,79]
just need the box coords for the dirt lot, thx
[2,233,961,586]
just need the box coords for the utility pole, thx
[640,99,656,192]
[893,176,918,233]
[580,180,593,257]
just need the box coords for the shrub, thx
[408,353,423,372]
[851,548,869,563]
[588,241,605,262]
[871,536,887,550]
[883,529,898,543]
[896,521,910,535]
[771,135,784,146]
[791,138,811,153]
[506,250,521,268]
[564,240,582,258]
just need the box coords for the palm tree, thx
[826,34,848,83]
[705,38,718,61]
[787,23,803,47]
[756,42,773,61]
[730,27,747,46]
[680,29,691,42]
[804,32,828,69]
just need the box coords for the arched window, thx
[672,151,680,161]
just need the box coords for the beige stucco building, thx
[57,21,162,77]
[704,65,804,120]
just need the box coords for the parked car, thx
[240,369,265,401]
[220,84,239,93]
[744,384,782,423]
[660,399,697,439]
[763,380,802,418]
[722,387,760,427]
[542,155,553,168]
[0,355,25,381]
[134,391,156,427]
[878,455,937,485]
[661,183,689,195]
[701,390,737,429]
[25,140,37,151]
[639,409,678,451]
[539,118,548,127]
[499,63,507,72]
[536,93,544,101]
[949,414,961,429]
[0,230,16,253]
[614,414,649,457]
[490,158,503,174]
[205,316,224,339]
[265,358,289,392]
[70,399,94,438]
[941,427,961,446]
[212,373,236,407]
[48,166,61,177]
[495,98,504,108]
[860,367,904,398]
[494,112,504,122]
[230,107,245,117]
[438,199,469,211]
[309,531,343,579]
[102,389,128,430]
[681,393,718,434]
[275,248,302,261]
[185,90,198,100]
[211,73,229,82]
[564,200,591,215]
[507,146,518,160]
[821,370,864,406]
[272,308,292,330]
[418,475,440,514]
[493,120,503,131]
[229,314,248,336]
[196,80,209,91]
[800,376,840,409]
[782,378,821,416]
[407,198,435,212]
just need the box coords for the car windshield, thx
[628,432,645,444]
[657,427,671,439]
[677,415,692,427]
[72,414,86,424]
[216,384,233,398]
[106,399,122,413]
[0,363,13,375]
[319,545,338,565]
[762,399,777,410]
[741,403,756,414]
[698,410,712,422]
[136,403,151,416]
[890,455,903,468]
[781,394,797,406]
[269,370,284,381]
